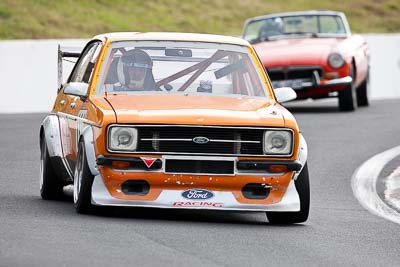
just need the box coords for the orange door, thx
[61,40,103,173]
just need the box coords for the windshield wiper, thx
[285,32,319,37]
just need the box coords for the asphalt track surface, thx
[1,99,400,267]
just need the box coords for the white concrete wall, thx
[0,39,87,113]
[0,35,399,113]
[363,34,400,100]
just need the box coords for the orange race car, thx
[39,32,309,224]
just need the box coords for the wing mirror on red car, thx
[274,87,297,103]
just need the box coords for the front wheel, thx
[40,136,64,200]
[356,74,370,107]
[266,163,310,224]
[73,140,95,214]
[338,66,357,111]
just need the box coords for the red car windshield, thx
[244,15,347,43]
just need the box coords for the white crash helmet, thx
[117,49,153,88]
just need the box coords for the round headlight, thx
[328,53,345,69]
[264,130,292,155]
[117,131,132,145]
[271,135,287,149]
[108,126,138,152]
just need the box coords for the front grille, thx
[267,66,323,81]
[136,125,264,156]
[268,71,285,80]
[165,159,234,174]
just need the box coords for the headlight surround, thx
[328,52,345,69]
[263,130,293,155]
[107,126,138,152]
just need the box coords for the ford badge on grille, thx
[192,136,210,144]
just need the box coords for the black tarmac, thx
[1,99,400,267]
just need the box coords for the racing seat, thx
[101,57,120,93]
[105,57,119,84]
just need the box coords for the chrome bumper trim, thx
[322,76,353,86]
[273,76,353,90]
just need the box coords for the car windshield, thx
[243,14,347,43]
[96,41,268,98]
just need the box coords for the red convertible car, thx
[242,11,370,111]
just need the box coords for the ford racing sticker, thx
[172,202,223,208]
[181,189,214,200]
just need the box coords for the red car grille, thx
[267,66,323,80]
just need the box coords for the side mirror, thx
[274,87,297,103]
[64,82,89,101]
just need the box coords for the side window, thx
[243,20,264,42]
[320,16,345,34]
[69,42,102,84]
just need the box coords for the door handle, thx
[70,102,76,109]
[60,100,65,106]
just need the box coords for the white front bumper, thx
[91,175,300,212]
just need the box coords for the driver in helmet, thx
[116,49,160,91]
[259,18,284,41]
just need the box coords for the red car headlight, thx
[328,53,345,69]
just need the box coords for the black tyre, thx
[73,140,95,214]
[40,136,64,200]
[338,66,357,111]
[266,163,310,224]
[356,74,369,107]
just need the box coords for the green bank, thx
[0,0,398,40]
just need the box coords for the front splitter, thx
[91,175,300,212]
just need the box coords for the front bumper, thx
[91,174,300,211]
[272,76,352,91]
[273,75,353,99]
[90,155,302,211]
